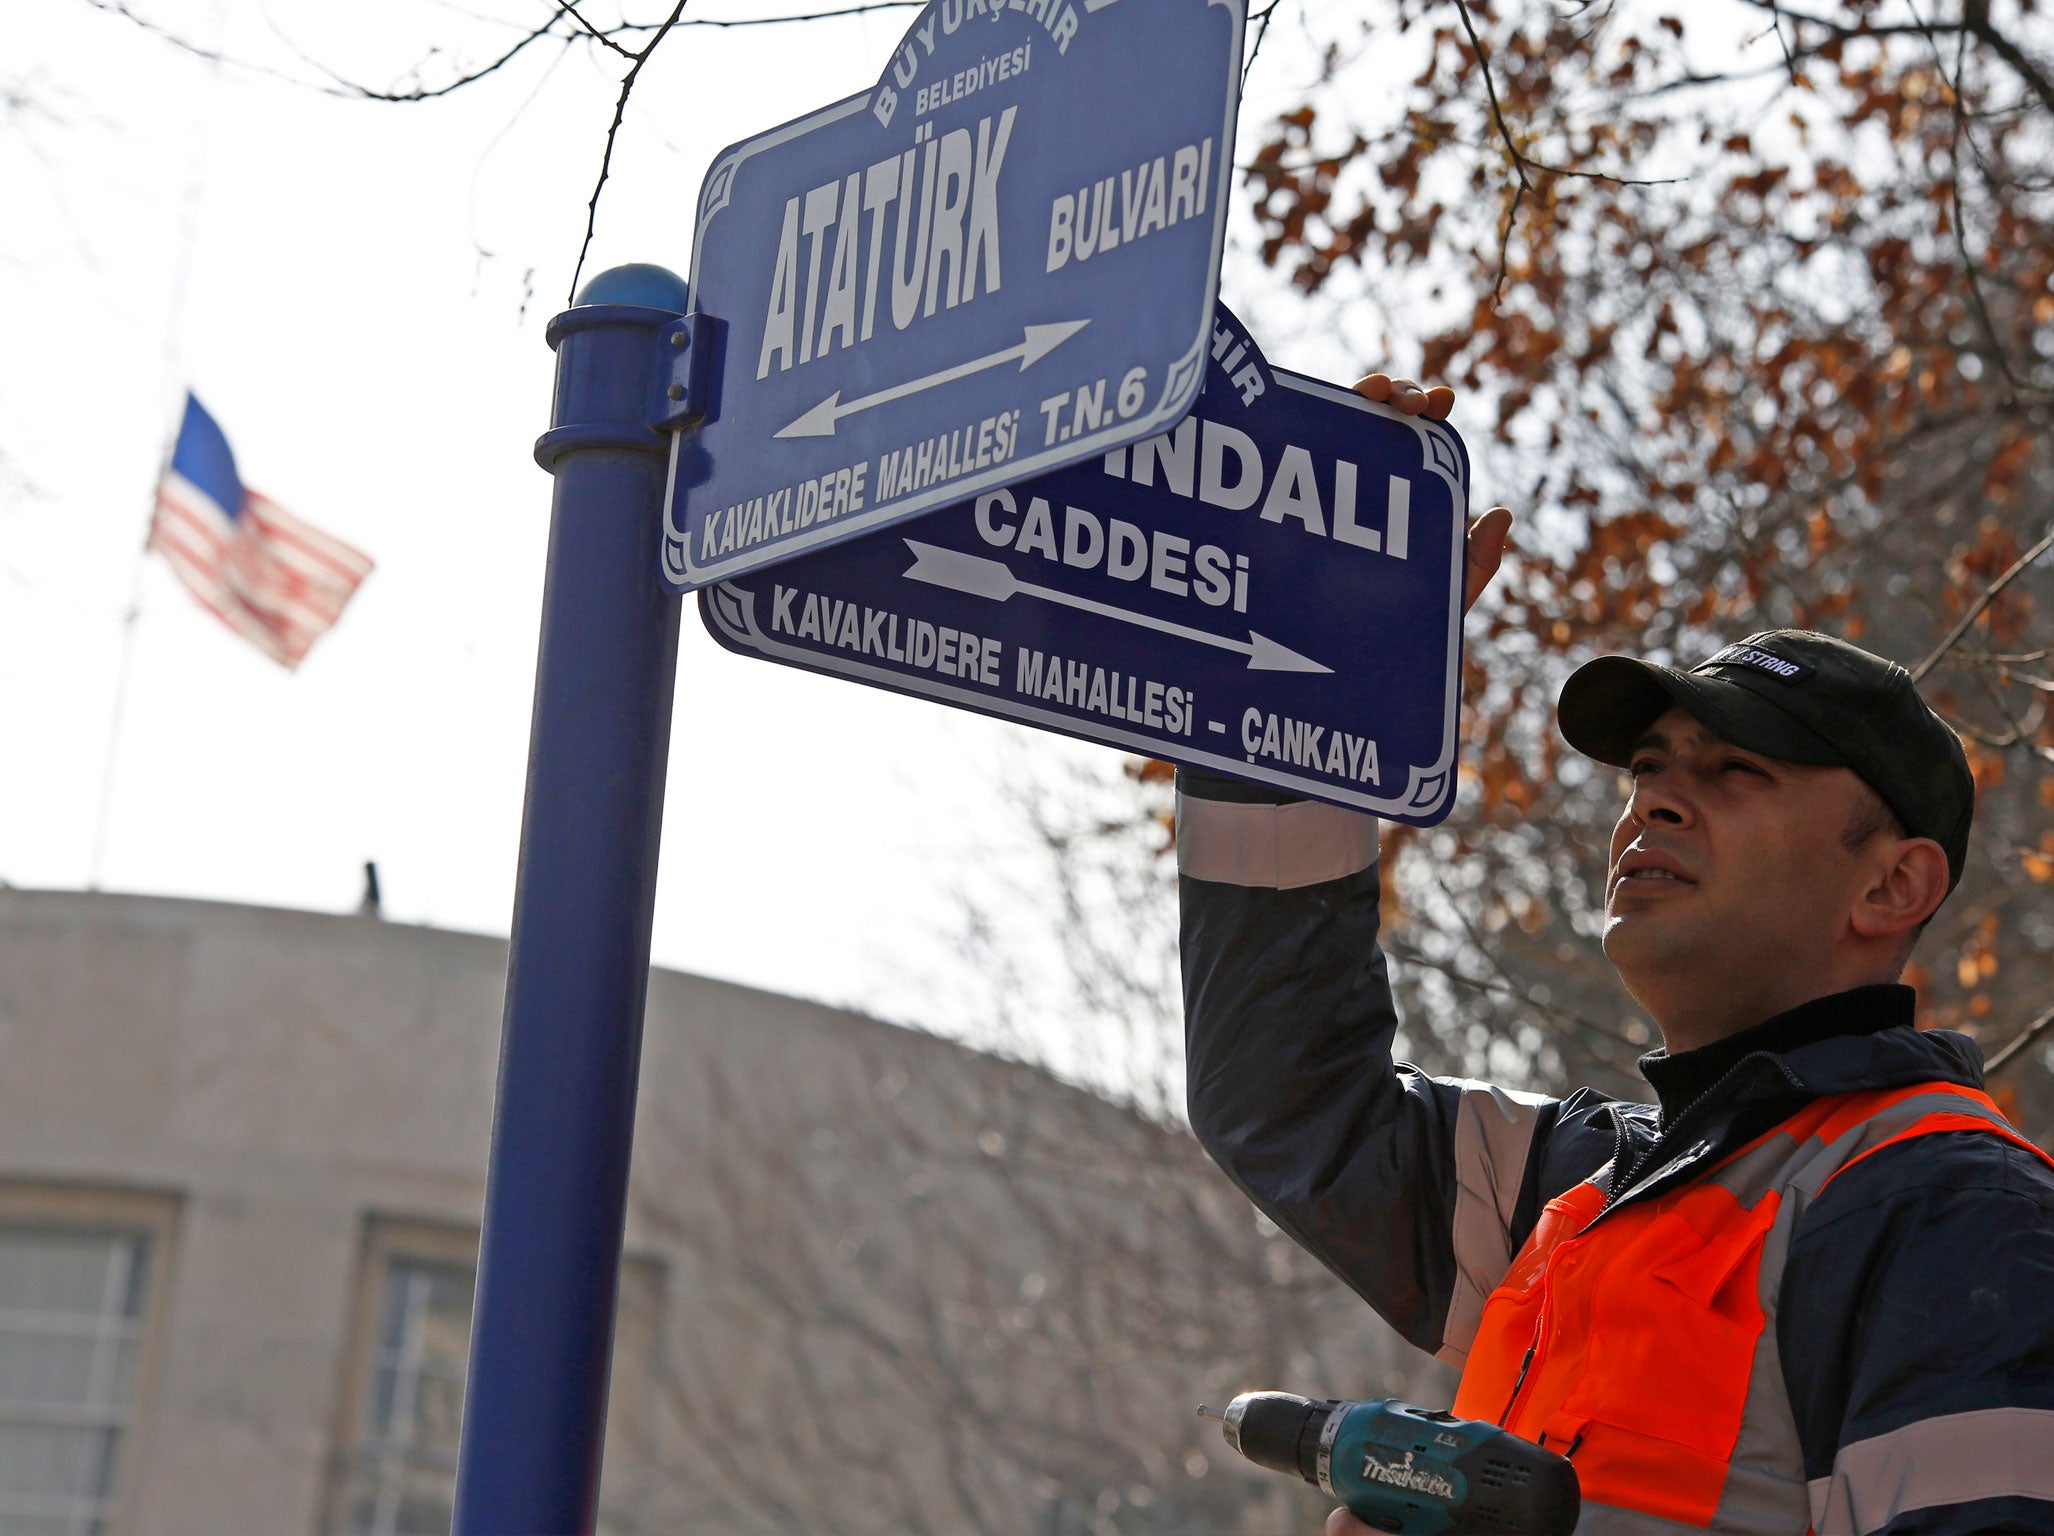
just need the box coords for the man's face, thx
[1602,704,1877,1038]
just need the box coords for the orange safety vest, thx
[1451,1082,2054,1534]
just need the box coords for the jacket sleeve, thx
[1781,1131,2054,1536]
[1176,770,1555,1364]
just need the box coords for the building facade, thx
[0,890,1441,1536]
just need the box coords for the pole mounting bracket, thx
[657,311,726,431]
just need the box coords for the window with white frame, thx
[328,1221,663,1536]
[0,1226,152,1536]
[337,1253,473,1536]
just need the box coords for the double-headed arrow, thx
[901,540,1331,674]
[774,320,1090,439]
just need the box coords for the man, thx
[1180,378,2054,1535]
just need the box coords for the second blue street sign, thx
[661,0,1244,592]
[700,306,1471,822]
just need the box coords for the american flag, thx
[149,393,373,669]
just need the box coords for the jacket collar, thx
[1601,985,1984,1213]
[1637,984,1971,1125]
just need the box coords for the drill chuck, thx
[1198,1392,1578,1536]
[1200,1390,1331,1480]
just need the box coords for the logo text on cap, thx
[1700,644,1812,683]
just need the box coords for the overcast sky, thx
[2,0,1395,1063]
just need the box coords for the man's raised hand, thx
[1352,372,1511,616]
[1355,372,1456,421]
[1464,506,1512,615]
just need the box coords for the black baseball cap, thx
[1558,630,1975,888]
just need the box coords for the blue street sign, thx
[661,0,1245,592]
[700,305,1471,823]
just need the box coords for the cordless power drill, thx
[1198,1392,1579,1536]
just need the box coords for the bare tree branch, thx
[79,0,349,92]
[1962,0,2054,118]
[1383,938,1645,1073]
[1913,520,2054,682]
[1449,0,1682,304]
[87,0,924,104]
[1244,0,1289,86]
[1903,0,2029,395]
[665,0,921,27]
[305,28,566,103]
[552,1,636,59]
[569,0,690,302]
[1726,0,2054,116]
[1985,1001,2054,1075]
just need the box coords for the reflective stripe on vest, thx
[1449,1083,2053,1534]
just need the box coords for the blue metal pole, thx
[453,264,690,1536]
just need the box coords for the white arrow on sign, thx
[774,320,1091,439]
[900,540,1333,674]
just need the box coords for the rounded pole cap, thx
[574,263,689,312]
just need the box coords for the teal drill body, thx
[1200,1391,1579,1536]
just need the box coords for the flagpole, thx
[86,570,152,889]
[87,0,228,889]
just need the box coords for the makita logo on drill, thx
[1702,644,1810,683]
[1359,1449,1457,1502]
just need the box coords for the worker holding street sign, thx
[1180,381,2054,1536]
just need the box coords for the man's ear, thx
[1850,836,1951,943]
